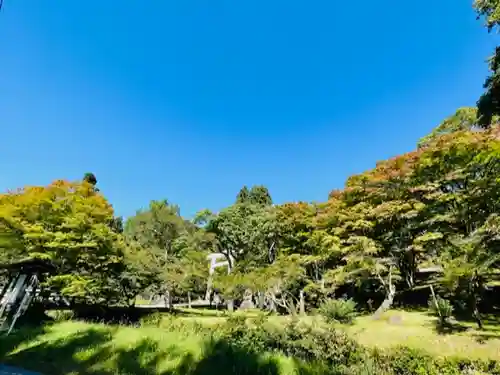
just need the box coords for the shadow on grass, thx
[471,331,500,344]
[433,320,469,335]
[0,324,282,375]
[169,308,224,318]
[431,313,500,342]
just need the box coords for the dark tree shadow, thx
[1,327,115,375]
[0,325,50,360]
[433,320,469,335]
[431,313,500,342]
[168,340,280,375]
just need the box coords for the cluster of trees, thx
[0,1,499,327]
[2,114,499,325]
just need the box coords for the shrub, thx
[220,315,363,368]
[428,296,454,325]
[280,320,363,366]
[318,298,357,324]
[139,312,163,327]
[51,310,75,322]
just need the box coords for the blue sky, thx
[0,1,496,218]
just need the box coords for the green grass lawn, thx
[1,310,499,375]
[0,320,296,375]
[346,310,500,360]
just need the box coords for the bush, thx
[139,312,163,327]
[376,347,500,375]
[220,315,363,368]
[51,310,75,322]
[280,320,362,366]
[220,315,500,375]
[318,298,357,324]
[428,296,454,324]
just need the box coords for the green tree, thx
[83,172,98,186]
[124,200,184,259]
[235,185,273,206]
[474,0,500,31]
[206,203,279,271]
[249,185,273,206]
[477,47,500,127]
[236,186,250,204]
[124,199,211,304]
[0,179,132,305]
[474,0,500,127]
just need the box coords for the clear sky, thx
[0,1,496,219]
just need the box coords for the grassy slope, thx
[1,310,499,375]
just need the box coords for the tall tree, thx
[474,0,500,127]
[477,47,500,127]
[206,203,278,271]
[124,200,184,259]
[124,199,210,304]
[236,186,250,204]
[249,185,273,206]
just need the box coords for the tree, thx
[206,203,279,271]
[124,200,184,259]
[477,47,500,127]
[249,185,273,206]
[83,172,98,186]
[474,0,500,31]
[236,186,250,204]
[124,199,211,305]
[0,179,131,304]
[235,185,273,206]
[474,1,500,127]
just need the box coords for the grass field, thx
[0,310,499,375]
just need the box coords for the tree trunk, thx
[258,291,265,309]
[205,273,213,301]
[469,273,483,330]
[299,290,305,316]
[471,295,483,329]
[373,283,396,319]
[429,284,444,325]
[168,291,173,310]
[187,292,192,309]
[268,293,277,313]
[227,299,234,313]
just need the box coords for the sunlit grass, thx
[345,310,500,360]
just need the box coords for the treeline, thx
[1,109,499,326]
